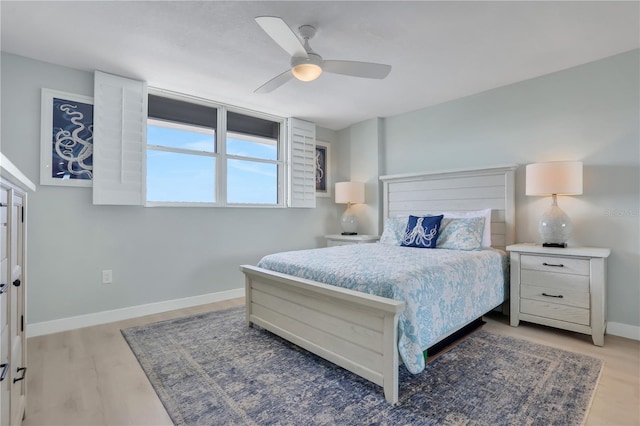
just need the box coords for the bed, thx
[240,165,516,403]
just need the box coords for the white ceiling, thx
[2,1,638,131]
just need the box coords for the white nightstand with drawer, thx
[507,244,611,346]
[325,234,379,247]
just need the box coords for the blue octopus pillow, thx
[400,215,443,249]
[436,217,485,250]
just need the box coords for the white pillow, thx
[441,209,492,247]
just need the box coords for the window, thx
[146,92,284,206]
[92,73,314,208]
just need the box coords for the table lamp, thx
[335,181,365,235]
[526,161,583,248]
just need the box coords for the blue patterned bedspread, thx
[257,243,508,374]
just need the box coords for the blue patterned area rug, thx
[121,307,602,426]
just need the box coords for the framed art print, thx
[40,88,94,187]
[315,141,331,197]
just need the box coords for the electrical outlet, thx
[102,269,113,284]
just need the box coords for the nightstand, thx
[507,243,610,346]
[325,234,379,247]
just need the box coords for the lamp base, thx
[340,204,358,235]
[538,195,572,247]
[542,242,568,248]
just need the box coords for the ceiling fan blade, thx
[255,16,308,59]
[254,70,294,94]
[323,60,392,79]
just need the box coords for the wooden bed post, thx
[382,312,400,404]
[244,274,253,328]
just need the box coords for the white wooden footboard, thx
[240,265,405,404]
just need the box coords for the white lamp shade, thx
[335,182,365,204]
[526,161,583,196]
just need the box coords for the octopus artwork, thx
[315,145,327,192]
[402,217,439,247]
[51,97,94,180]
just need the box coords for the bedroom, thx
[0,1,639,425]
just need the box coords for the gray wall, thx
[336,118,383,236]
[380,50,640,327]
[1,53,339,324]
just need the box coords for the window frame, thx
[145,89,286,208]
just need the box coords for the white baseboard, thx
[27,288,245,338]
[28,291,639,342]
[607,321,640,341]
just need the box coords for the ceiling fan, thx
[254,16,392,94]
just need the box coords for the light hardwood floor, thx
[23,298,639,426]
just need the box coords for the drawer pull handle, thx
[13,367,26,383]
[12,279,20,287]
[542,292,564,298]
[542,262,564,268]
[0,283,7,294]
[0,363,8,381]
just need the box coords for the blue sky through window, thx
[147,122,278,204]
[147,123,215,152]
[227,137,277,161]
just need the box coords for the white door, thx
[9,195,25,425]
[0,186,10,425]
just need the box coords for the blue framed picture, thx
[40,89,94,186]
[315,141,331,197]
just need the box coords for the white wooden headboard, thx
[379,165,517,249]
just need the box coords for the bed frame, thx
[240,165,516,404]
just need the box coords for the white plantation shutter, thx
[93,71,147,205]
[287,118,316,208]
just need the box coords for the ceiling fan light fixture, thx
[292,63,322,82]
[291,53,323,82]
[254,17,392,93]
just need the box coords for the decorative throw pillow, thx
[436,217,485,250]
[379,216,409,245]
[400,215,443,249]
[441,209,492,247]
